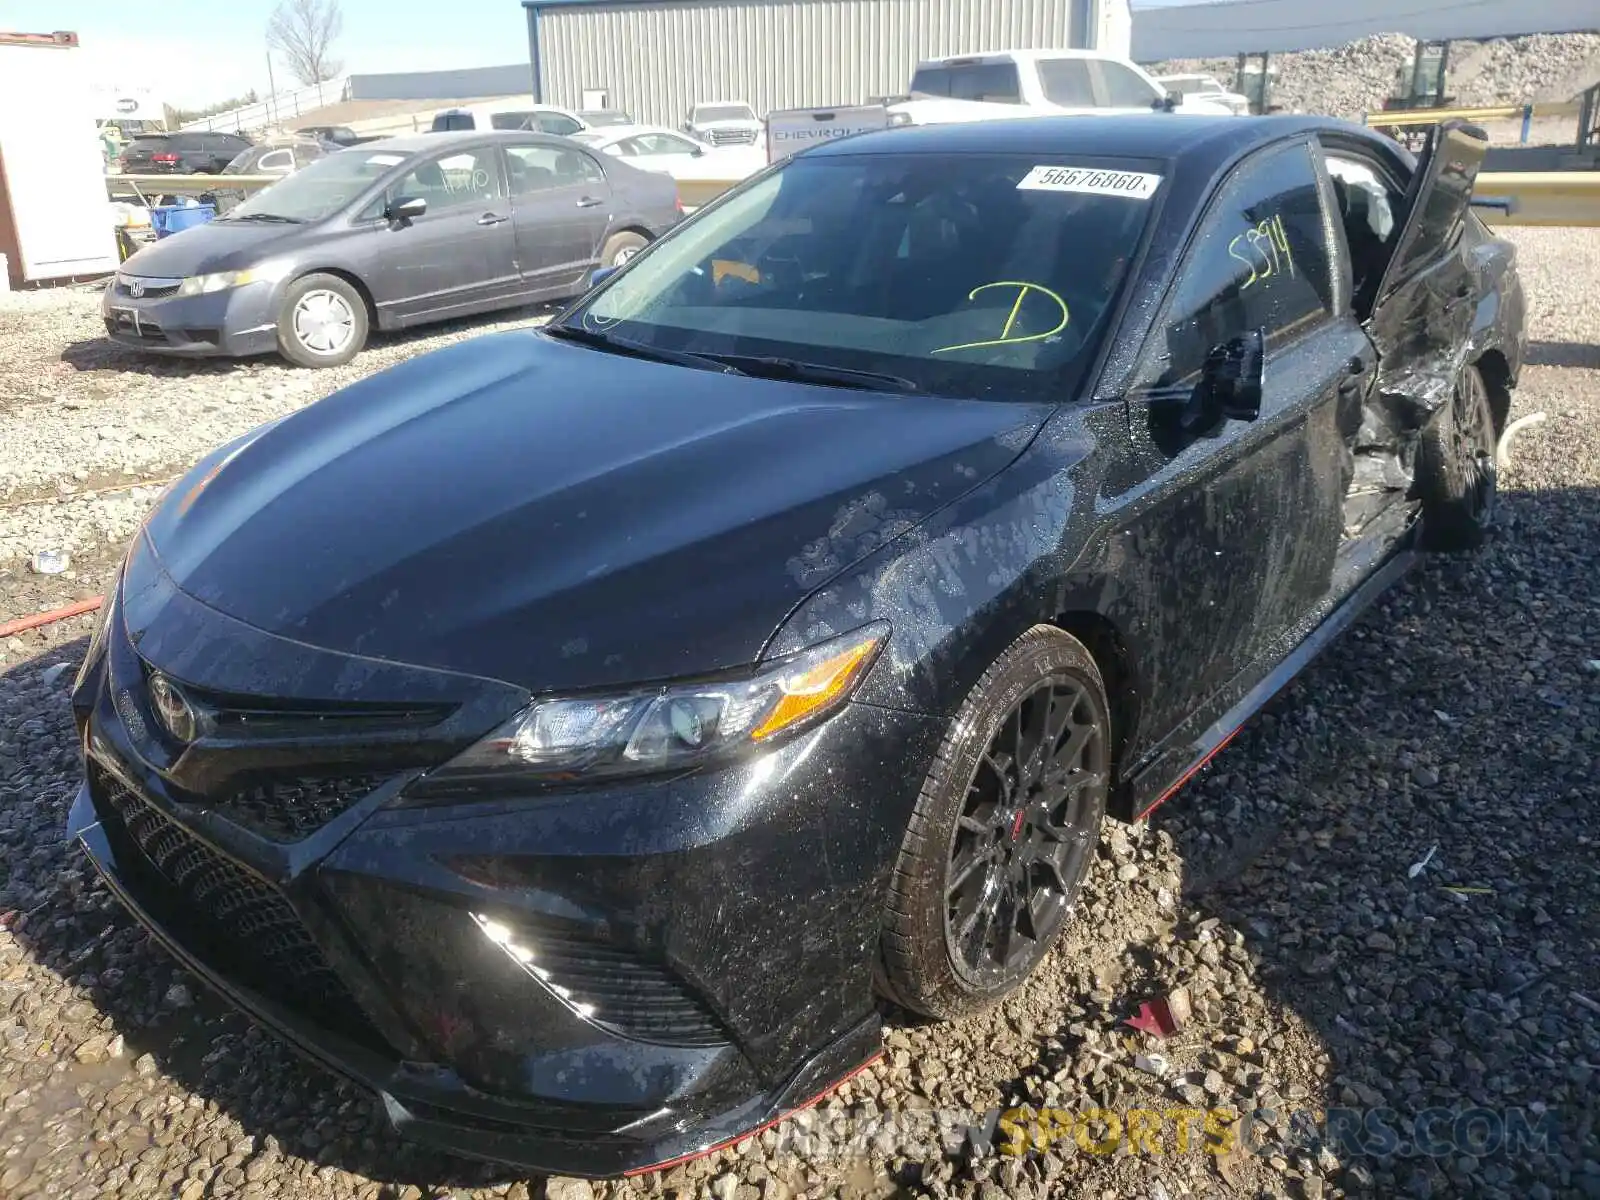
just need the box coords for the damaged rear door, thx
[1344,120,1489,525]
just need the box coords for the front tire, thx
[276,273,369,369]
[880,626,1110,1019]
[1418,362,1497,551]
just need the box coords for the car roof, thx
[809,113,1368,168]
[360,130,592,154]
[918,48,1122,66]
[580,124,681,144]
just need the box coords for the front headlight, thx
[404,622,888,800]
[176,267,274,297]
[73,568,121,695]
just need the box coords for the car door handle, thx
[575,196,603,208]
[477,213,508,226]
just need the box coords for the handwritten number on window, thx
[1227,214,1295,292]
[932,281,1070,355]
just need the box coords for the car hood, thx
[143,330,1052,693]
[119,219,303,277]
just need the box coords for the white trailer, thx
[0,30,119,288]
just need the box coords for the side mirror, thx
[387,195,427,224]
[1152,91,1181,112]
[589,265,620,288]
[691,144,705,157]
[1203,329,1265,422]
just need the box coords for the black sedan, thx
[103,132,681,367]
[69,115,1522,1176]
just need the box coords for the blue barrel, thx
[150,204,216,238]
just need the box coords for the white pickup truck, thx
[887,49,1238,126]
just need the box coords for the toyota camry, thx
[70,114,1522,1176]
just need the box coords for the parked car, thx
[1156,72,1252,115]
[576,108,634,127]
[222,137,333,177]
[892,49,1238,125]
[294,124,375,147]
[101,131,680,367]
[683,99,763,146]
[70,115,1518,1177]
[574,123,765,184]
[120,131,252,174]
[428,103,586,136]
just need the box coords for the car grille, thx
[708,128,757,146]
[104,314,168,343]
[114,276,181,299]
[89,763,387,1050]
[213,774,390,842]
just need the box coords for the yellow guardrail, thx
[106,173,281,194]
[1365,101,1580,129]
[1474,170,1600,227]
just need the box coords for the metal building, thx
[521,0,1131,127]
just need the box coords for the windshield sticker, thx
[1017,166,1161,199]
[1229,214,1296,290]
[932,282,1069,356]
[365,153,405,166]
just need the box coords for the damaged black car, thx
[69,115,1523,1176]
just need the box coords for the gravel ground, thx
[1,228,1598,1200]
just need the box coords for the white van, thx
[428,103,588,136]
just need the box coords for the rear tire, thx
[600,230,649,268]
[1418,362,1497,551]
[879,626,1110,1020]
[276,273,369,369]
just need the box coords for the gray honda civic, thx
[103,131,683,368]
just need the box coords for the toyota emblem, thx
[147,673,199,744]
[128,280,145,298]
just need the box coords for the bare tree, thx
[266,0,344,87]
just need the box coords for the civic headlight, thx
[176,267,272,297]
[404,622,888,800]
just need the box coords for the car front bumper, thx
[68,538,940,1175]
[101,278,279,358]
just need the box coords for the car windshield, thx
[560,152,1158,401]
[222,148,257,173]
[694,105,755,123]
[223,147,409,221]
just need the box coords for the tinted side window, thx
[432,113,474,132]
[1390,127,1481,283]
[1097,62,1157,108]
[1036,59,1096,106]
[912,63,1021,103]
[506,145,604,194]
[394,149,505,210]
[536,113,584,136]
[258,149,293,172]
[1136,143,1333,387]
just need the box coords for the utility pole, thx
[266,50,279,130]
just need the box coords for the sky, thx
[7,0,534,107]
[12,0,1213,109]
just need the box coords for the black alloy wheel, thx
[944,676,1104,987]
[1419,362,1498,551]
[879,626,1110,1019]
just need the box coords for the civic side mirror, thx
[589,265,619,288]
[1203,329,1265,422]
[387,195,427,224]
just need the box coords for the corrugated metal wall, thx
[537,0,1080,126]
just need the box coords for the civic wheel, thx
[879,626,1110,1019]
[276,272,369,369]
[601,230,649,268]
[1418,361,1497,551]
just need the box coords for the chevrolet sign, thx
[766,104,891,164]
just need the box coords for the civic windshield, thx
[561,153,1159,401]
[222,148,410,221]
